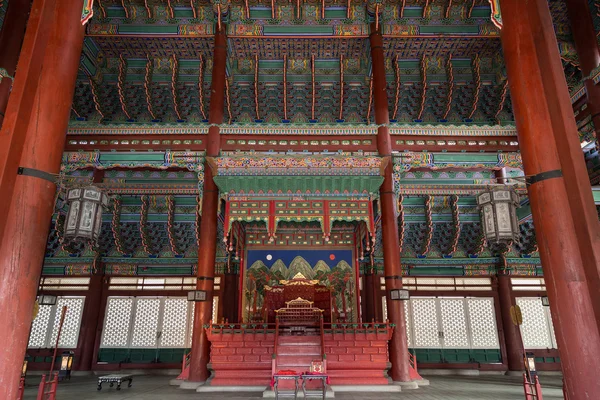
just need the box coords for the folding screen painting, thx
[242,249,357,323]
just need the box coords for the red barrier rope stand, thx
[17,377,25,400]
[523,374,544,400]
[36,373,58,400]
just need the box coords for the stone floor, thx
[23,374,565,400]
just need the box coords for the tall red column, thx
[566,0,600,139]
[497,275,523,372]
[369,24,411,383]
[499,0,600,398]
[0,1,84,397]
[75,273,106,371]
[186,25,227,385]
[0,0,31,128]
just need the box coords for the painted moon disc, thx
[266,254,273,261]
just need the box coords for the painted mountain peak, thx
[287,256,315,279]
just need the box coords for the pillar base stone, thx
[179,381,204,390]
[393,381,419,389]
[506,371,524,377]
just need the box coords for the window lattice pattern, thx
[547,309,557,347]
[188,301,195,348]
[49,297,85,348]
[411,299,441,348]
[131,298,161,347]
[161,298,188,347]
[517,297,552,349]
[28,305,52,347]
[440,299,469,349]
[212,296,219,323]
[102,298,134,347]
[404,300,412,347]
[467,298,499,348]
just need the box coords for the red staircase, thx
[274,335,323,374]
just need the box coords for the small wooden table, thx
[302,374,328,399]
[97,374,133,391]
[273,374,300,399]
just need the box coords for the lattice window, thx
[212,296,219,323]
[405,296,499,350]
[102,296,196,349]
[440,299,469,349]
[40,277,90,291]
[546,308,557,348]
[101,298,134,347]
[28,297,85,348]
[404,300,412,347]
[467,298,499,349]
[516,297,555,349]
[131,298,161,348]
[28,305,53,348]
[411,298,441,348]
[381,296,388,322]
[187,302,195,348]
[161,298,189,348]
[49,297,85,348]
[402,277,492,291]
[511,278,545,291]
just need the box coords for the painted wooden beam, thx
[442,55,454,121]
[468,55,481,120]
[171,54,183,120]
[494,79,509,124]
[339,54,344,120]
[283,54,288,120]
[393,54,400,120]
[254,54,260,120]
[117,55,132,120]
[311,54,316,120]
[417,57,427,121]
[144,55,158,121]
[198,54,206,120]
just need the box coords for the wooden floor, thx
[22,374,565,400]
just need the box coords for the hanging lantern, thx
[64,187,109,244]
[477,187,520,244]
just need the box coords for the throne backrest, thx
[285,297,313,309]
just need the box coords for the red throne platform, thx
[205,322,398,386]
[263,273,332,324]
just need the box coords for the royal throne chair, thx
[263,273,332,324]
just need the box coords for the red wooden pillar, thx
[0,1,85,398]
[497,275,523,372]
[0,0,31,128]
[369,23,411,383]
[186,25,227,384]
[499,0,600,398]
[566,0,600,139]
[363,273,375,322]
[75,273,106,371]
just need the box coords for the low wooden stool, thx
[97,374,133,391]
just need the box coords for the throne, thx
[275,298,323,328]
[263,273,332,324]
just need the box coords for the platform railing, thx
[321,320,394,338]
[319,314,326,371]
[205,320,278,334]
[273,316,280,376]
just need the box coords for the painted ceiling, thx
[62,0,588,127]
